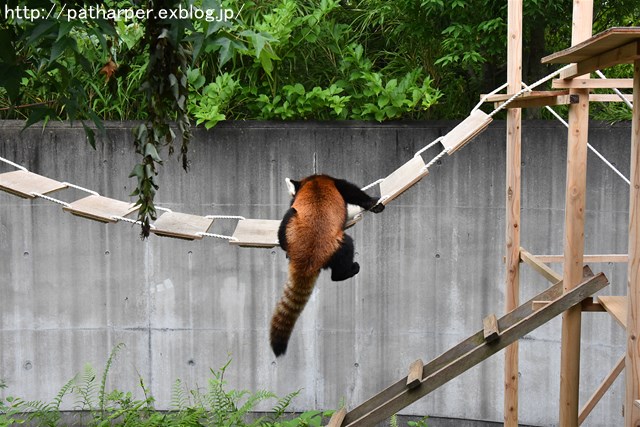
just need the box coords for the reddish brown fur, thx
[270,176,347,356]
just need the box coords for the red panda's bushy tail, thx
[270,266,320,357]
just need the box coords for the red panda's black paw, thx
[370,203,385,213]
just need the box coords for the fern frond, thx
[269,390,301,421]
[73,363,98,411]
[99,343,126,414]
[51,376,75,411]
[170,378,189,411]
[228,390,277,425]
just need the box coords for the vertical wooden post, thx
[625,58,640,427]
[504,0,522,426]
[559,2,592,425]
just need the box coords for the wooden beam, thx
[559,41,640,79]
[589,94,634,103]
[484,90,569,101]
[504,2,522,423]
[533,298,605,312]
[482,90,579,109]
[579,354,625,425]
[532,254,628,263]
[626,58,640,427]
[559,5,592,424]
[581,297,606,312]
[553,78,634,89]
[340,273,608,427]
[520,248,562,283]
[495,94,578,109]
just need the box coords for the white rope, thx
[111,215,152,227]
[30,192,71,208]
[205,215,246,220]
[414,137,443,158]
[489,64,575,117]
[424,149,448,170]
[196,231,239,241]
[473,82,509,112]
[0,156,28,172]
[521,81,631,186]
[361,179,384,192]
[595,70,634,109]
[61,182,99,196]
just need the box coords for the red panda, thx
[270,174,384,357]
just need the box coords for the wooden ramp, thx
[327,270,608,427]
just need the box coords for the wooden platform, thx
[597,296,627,329]
[541,27,640,79]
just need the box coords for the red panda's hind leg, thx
[326,234,360,281]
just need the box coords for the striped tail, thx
[270,267,320,357]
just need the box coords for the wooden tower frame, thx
[326,1,640,425]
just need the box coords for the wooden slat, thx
[543,27,640,64]
[598,296,627,329]
[229,219,281,248]
[327,408,346,427]
[0,170,67,199]
[63,195,137,223]
[553,78,634,89]
[150,211,214,240]
[406,359,424,389]
[494,94,577,109]
[440,109,492,154]
[578,354,625,425]
[589,94,634,103]
[520,248,562,283]
[581,297,606,312]
[483,314,499,342]
[530,254,628,263]
[484,90,570,101]
[532,301,550,311]
[341,273,608,427]
[378,156,428,205]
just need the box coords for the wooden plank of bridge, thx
[338,271,608,427]
[0,170,67,199]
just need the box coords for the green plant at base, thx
[0,344,334,427]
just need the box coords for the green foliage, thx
[0,345,332,427]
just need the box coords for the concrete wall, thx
[0,119,631,426]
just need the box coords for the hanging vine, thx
[131,0,191,238]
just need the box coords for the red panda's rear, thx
[270,175,346,356]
